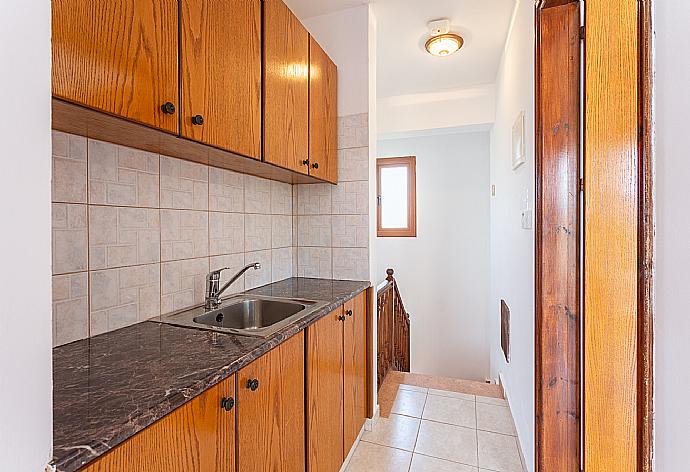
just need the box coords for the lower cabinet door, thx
[81,374,236,472]
[343,292,368,455]
[307,308,345,472]
[237,331,305,472]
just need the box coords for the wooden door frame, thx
[535,0,654,470]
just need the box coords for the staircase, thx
[376,268,411,389]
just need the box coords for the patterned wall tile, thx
[244,250,272,290]
[90,264,161,335]
[161,257,209,314]
[333,248,369,281]
[338,113,369,149]
[160,156,209,210]
[272,215,293,249]
[52,203,88,275]
[298,215,332,247]
[271,247,293,282]
[271,181,293,215]
[245,214,272,252]
[298,247,333,279]
[209,167,244,213]
[52,130,87,203]
[338,147,369,182]
[209,212,244,256]
[332,181,369,215]
[161,210,209,261]
[52,272,88,347]
[209,253,246,296]
[245,175,271,214]
[89,206,160,270]
[296,183,332,215]
[332,215,369,248]
[88,140,159,207]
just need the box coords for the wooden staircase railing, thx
[377,268,410,390]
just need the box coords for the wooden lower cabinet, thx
[81,374,235,472]
[237,331,305,472]
[307,308,345,472]
[343,292,367,454]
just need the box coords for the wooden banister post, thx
[386,268,394,281]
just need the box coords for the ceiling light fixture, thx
[425,19,464,57]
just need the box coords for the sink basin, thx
[157,294,328,338]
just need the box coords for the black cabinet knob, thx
[338,315,346,321]
[161,102,176,114]
[247,379,259,391]
[191,114,204,125]
[346,310,353,317]
[302,159,310,166]
[311,162,319,169]
[220,397,234,411]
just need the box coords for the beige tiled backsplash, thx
[51,112,370,347]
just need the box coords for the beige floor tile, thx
[361,414,421,451]
[429,388,475,401]
[391,390,427,418]
[476,395,508,406]
[476,403,515,435]
[422,395,477,429]
[414,420,478,467]
[410,454,478,472]
[477,430,523,472]
[345,441,412,472]
[400,384,429,393]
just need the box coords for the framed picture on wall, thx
[512,110,526,170]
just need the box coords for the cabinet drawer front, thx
[181,0,262,158]
[80,375,235,472]
[53,0,179,133]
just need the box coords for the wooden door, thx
[180,0,262,158]
[81,375,235,471]
[307,308,345,472]
[237,332,305,472]
[343,292,367,455]
[535,2,580,471]
[309,37,339,183]
[52,0,179,133]
[263,0,310,174]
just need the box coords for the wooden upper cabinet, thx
[343,292,367,454]
[309,37,339,184]
[307,308,345,472]
[180,0,262,158]
[81,374,235,472]
[263,0,310,174]
[237,332,305,472]
[52,0,179,134]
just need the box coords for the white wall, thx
[654,2,690,469]
[378,84,496,136]
[488,0,535,469]
[376,130,491,381]
[0,1,53,471]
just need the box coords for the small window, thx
[376,156,417,237]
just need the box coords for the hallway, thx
[346,381,525,472]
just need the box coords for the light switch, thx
[521,210,532,229]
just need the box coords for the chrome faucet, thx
[205,263,261,310]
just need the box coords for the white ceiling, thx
[285,0,516,99]
[373,0,515,98]
[285,0,369,20]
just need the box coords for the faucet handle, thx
[208,267,230,281]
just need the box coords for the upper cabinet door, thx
[263,0,310,174]
[309,37,338,184]
[52,0,179,134]
[181,0,262,159]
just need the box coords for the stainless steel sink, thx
[157,294,328,338]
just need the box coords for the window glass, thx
[380,166,408,229]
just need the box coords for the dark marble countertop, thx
[52,278,369,472]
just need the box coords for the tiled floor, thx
[346,385,525,472]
